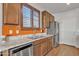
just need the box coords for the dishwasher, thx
[9,42,33,56]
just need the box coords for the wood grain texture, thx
[42,11,54,28]
[2,50,9,56]
[3,3,20,25]
[46,44,79,56]
[3,3,42,36]
[33,37,53,56]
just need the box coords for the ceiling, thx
[30,3,79,13]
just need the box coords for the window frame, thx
[33,7,40,29]
[21,3,40,30]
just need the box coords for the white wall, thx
[75,9,79,48]
[54,8,79,48]
[0,3,2,35]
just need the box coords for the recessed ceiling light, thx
[66,3,70,5]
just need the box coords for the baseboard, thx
[59,42,79,48]
[75,45,79,48]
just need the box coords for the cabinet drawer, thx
[32,39,42,45]
[3,3,20,25]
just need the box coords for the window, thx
[33,10,40,28]
[21,4,40,29]
[22,5,32,28]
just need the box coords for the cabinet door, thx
[2,50,9,56]
[49,14,54,22]
[47,37,53,52]
[41,41,47,55]
[33,44,41,56]
[42,11,50,28]
[42,12,46,28]
[46,13,50,28]
[3,3,20,25]
[42,11,54,28]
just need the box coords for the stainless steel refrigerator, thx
[47,21,59,47]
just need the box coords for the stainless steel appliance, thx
[47,21,59,47]
[0,52,2,56]
[54,21,59,47]
[9,42,33,56]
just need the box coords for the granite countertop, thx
[0,35,53,52]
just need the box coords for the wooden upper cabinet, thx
[42,11,49,28]
[42,11,54,28]
[49,14,54,22]
[3,3,21,25]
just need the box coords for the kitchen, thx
[0,3,79,56]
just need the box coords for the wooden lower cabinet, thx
[0,37,53,56]
[33,44,41,56]
[2,50,9,56]
[33,36,53,56]
[41,41,48,55]
[33,42,48,56]
[47,37,53,52]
